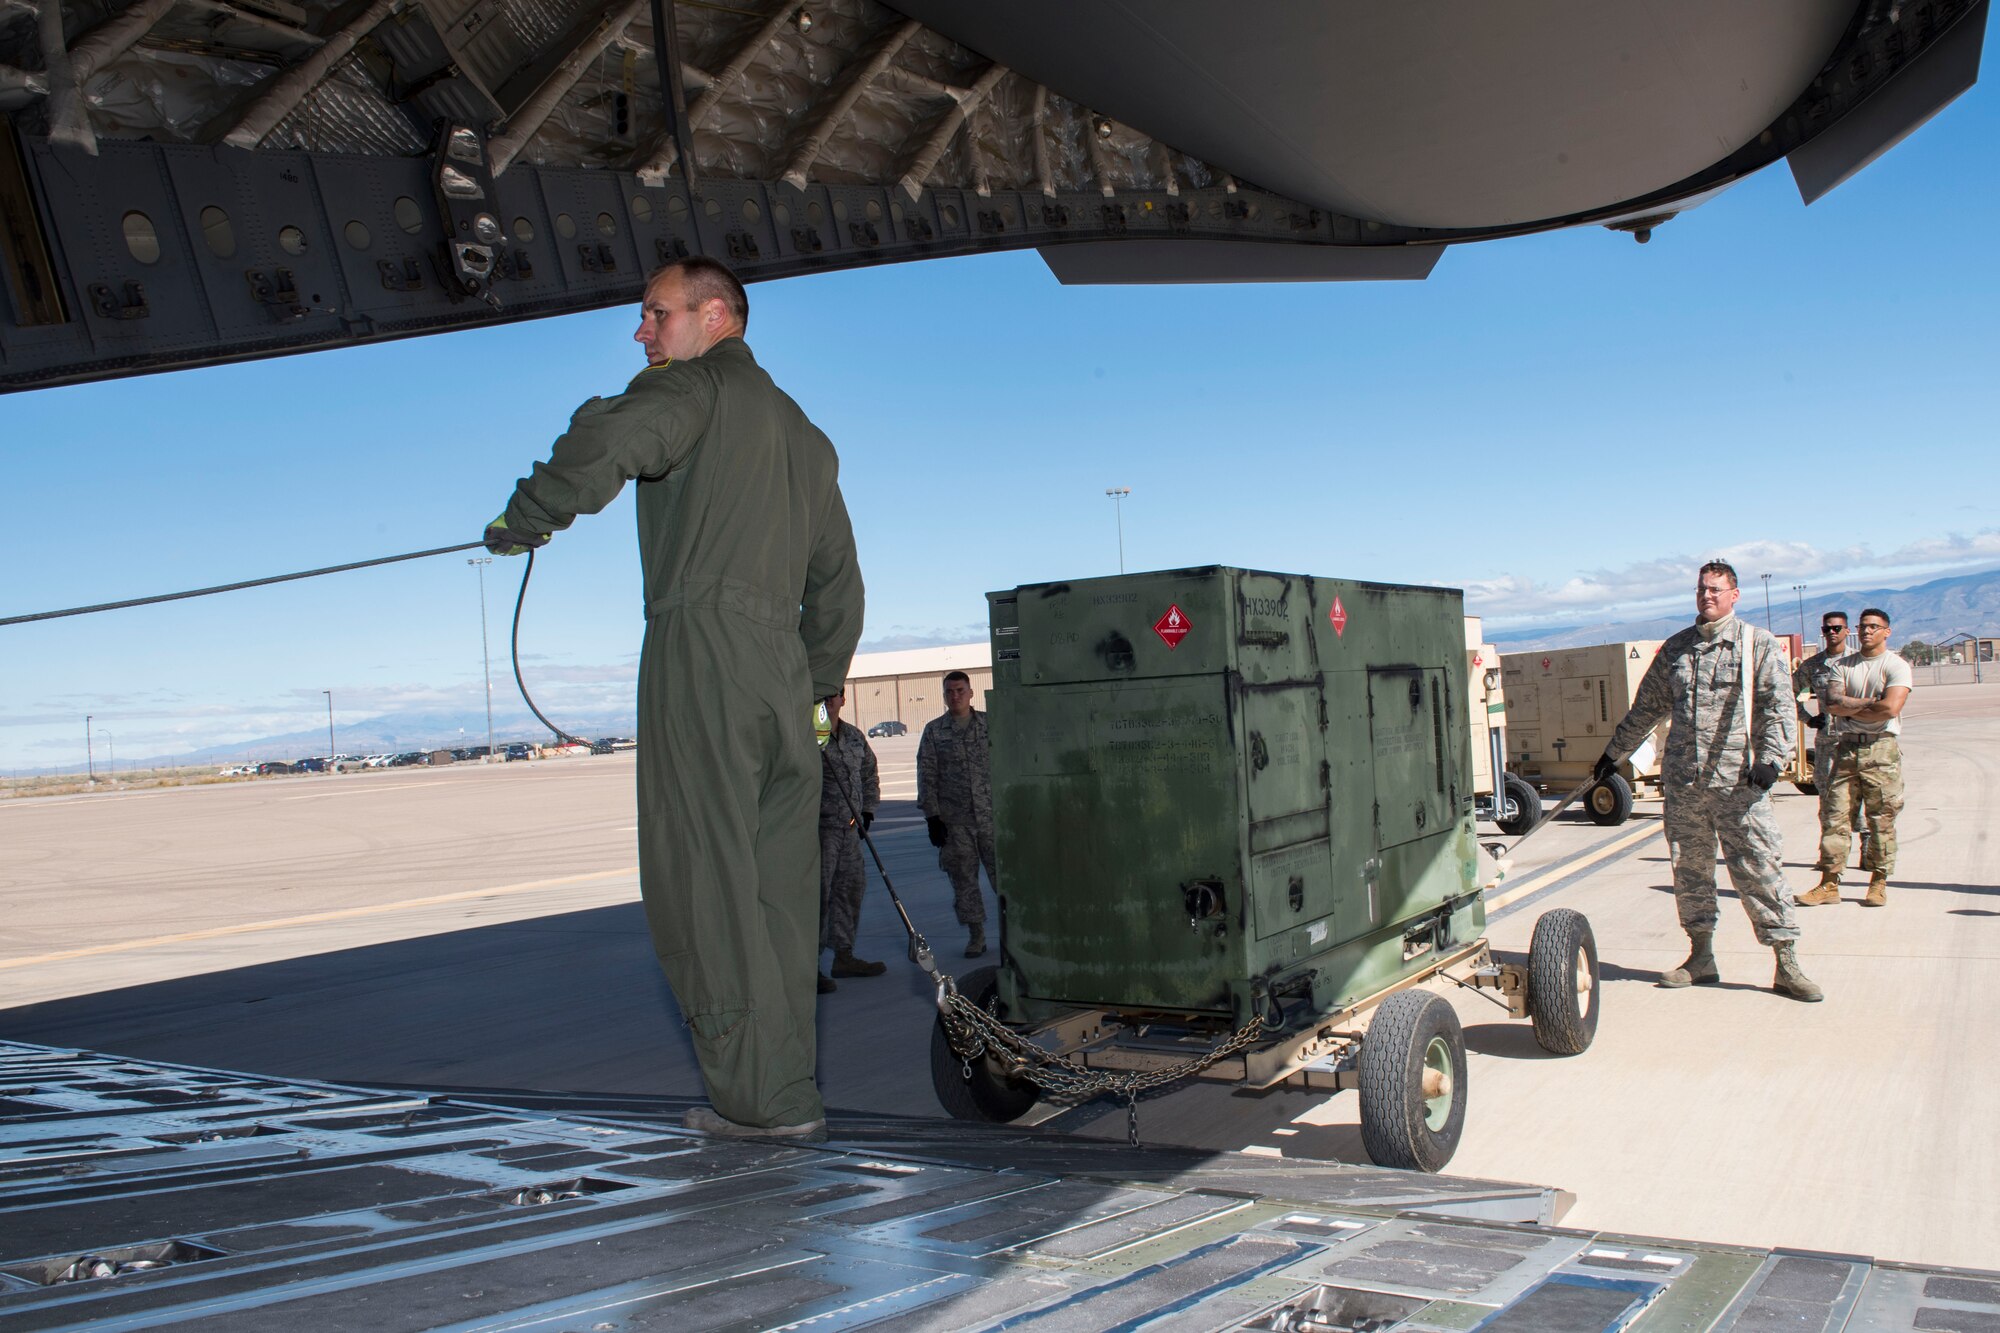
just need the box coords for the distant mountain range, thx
[1485,566,2000,651]
[166,705,640,768]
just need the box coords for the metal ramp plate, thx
[2,1041,1997,1332]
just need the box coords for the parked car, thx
[591,736,638,754]
[866,720,908,738]
[255,761,293,776]
[504,742,535,761]
[295,757,327,773]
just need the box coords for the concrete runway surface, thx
[3,692,1996,1270]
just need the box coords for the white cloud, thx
[1470,531,2000,626]
[860,624,988,652]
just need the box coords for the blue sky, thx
[4,63,1997,771]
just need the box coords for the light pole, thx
[97,730,113,777]
[1760,573,1773,630]
[323,690,335,765]
[1105,487,1131,574]
[468,557,496,762]
[1792,584,1808,644]
[85,714,93,782]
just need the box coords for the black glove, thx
[1593,752,1618,783]
[1748,759,1779,790]
[1806,712,1827,731]
[926,816,948,847]
[861,810,874,832]
[484,514,550,556]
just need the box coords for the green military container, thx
[984,566,1485,1029]
[932,566,1600,1172]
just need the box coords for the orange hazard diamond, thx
[1154,604,1191,650]
[1329,596,1348,637]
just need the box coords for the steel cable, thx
[0,538,587,750]
[0,542,486,627]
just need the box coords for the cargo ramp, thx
[3,1041,1995,1332]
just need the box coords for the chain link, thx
[938,986,1271,1104]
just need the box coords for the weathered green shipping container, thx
[986,567,1484,1030]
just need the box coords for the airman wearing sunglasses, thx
[1799,609,1911,907]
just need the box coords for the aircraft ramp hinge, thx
[379,258,424,293]
[87,280,148,321]
[243,268,305,322]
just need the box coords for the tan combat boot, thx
[1656,930,1720,988]
[1863,873,1889,907]
[1772,942,1824,1002]
[1794,873,1842,907]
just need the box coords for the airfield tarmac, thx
[2,685,1996,1272]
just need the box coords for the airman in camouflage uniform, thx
[818,690,882,985]
[917,671,995,958]
[1598,561,1821,1001]
[1792,611,1848,798]
[1803,607,1912,908]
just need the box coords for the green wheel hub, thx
[1422,1034,1456,1130]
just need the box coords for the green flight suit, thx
[501,338,864,1128]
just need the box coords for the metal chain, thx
[937,985,1270,1104]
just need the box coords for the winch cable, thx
[0,542,486,628]
[820,748,1273,1145]
[0,539,593,751]
[507,548,591,749]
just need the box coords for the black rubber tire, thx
[1357,990,1467,1173]
[1527,908,1600,1055]
[929,965,1039,1123]
[1585,772,1633,826]
[1495,773,1542,837]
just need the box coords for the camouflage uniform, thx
[1793,648,1841,793]
[917,708,994,926]
[1815,651,1912,877]
[1606,615,1800,944]
[1817,735,1904,874]
[818,720,879,955]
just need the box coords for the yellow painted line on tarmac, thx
[1484,821,1662,914]
[0,866,640,972]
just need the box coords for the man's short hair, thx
[1822,611,1848,627]
[1697,560,1738,589]
[650,256,748,331]
[943,670,971,688]
[1859,607,1891,625]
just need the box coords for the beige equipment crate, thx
[1466,618,1539,835]
[1500,642,1667,825]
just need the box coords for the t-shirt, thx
[1831,651,1915,737]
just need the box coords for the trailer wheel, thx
[1496,773,1541,837]
[930,965,1039,1123]
[1357,990,1466,1172]
[1585,772,1633,825]
[1528,908,1600,1055]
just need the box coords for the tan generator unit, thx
[1466,618,1539,836]
[1500,642,1667,825]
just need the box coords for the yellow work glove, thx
[484,513,549,556]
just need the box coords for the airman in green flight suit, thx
[486,257,864,1138]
